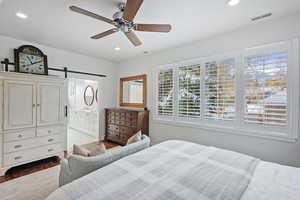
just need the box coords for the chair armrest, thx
[59,159,72,187]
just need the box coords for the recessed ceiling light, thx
[227,0,240,7]
[16,12,28,19]
[114,46,120,51]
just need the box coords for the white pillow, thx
[73,143,106,157]
[127,131,142,145]
[89,143,106,156]
[73,144,91,157]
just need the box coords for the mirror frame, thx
[84,85,95,106]
[120,74,147,108]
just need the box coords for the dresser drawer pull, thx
[14,156,22,160]
[48,130,52,134]
[18,134,23,138]
[48,148,54,152]
[48,138,54,142]
[14,145,22,149]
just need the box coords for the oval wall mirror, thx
[84,85,95,106]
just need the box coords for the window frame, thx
[153,39,299,142]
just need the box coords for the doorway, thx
[67,78,100,152]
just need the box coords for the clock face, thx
[19,52,45,74]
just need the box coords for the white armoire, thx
[0,72,66,176]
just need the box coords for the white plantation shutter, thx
[178,64,201,118]
[157,69,174,116]
[244,51,288,126]
[155,39,298,140]
[204,58,236,121]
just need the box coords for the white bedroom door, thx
[37,82,64,126]
[3,80,36,130]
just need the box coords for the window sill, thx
[152,118,297,143]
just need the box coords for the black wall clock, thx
[14,45,48,75]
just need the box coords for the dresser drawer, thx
[120,134,130,144]
[4,134,62,153]
[107,124,117,131]
[125,120,137,127]
[106,129,120,142]
[37,125,63,137]
[4,143,63,167]
[4,129,36,142]
[115,115,126,121]
[119,126,133,134]
[115,120,126,126]
[126,112,137,119]
[108,118,115,124]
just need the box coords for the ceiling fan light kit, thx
[70,0,172,47]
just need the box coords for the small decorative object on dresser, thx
[105,108,149,145]
[0,72,66,176]
[14,45,48,75]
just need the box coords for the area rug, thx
[0,165,60,200]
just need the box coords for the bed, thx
[47,140,300,200]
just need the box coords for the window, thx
[244,52,288,126]
[154,39,299,141]
[178,65,201,118]
[157,69,174,116]
[205,59,236,121]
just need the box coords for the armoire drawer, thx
[4,143,63,167]
[4,128,36,142]
[37,125,64,137]
[4,134,63,153]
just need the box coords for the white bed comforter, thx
[47,140,300,200]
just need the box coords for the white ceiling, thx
[0,0,300,62]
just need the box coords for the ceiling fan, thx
[69,0,172,47]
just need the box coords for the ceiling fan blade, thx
[125,31,142,46]
[70,6,115,25]
[134,24,172,32]
[91,29,118,39]
[123,0,144,22]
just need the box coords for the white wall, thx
[116,13,300,167]
[0,35,117,140]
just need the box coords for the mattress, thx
[47,140,300,200]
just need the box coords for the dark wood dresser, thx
[105,108,149,145]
